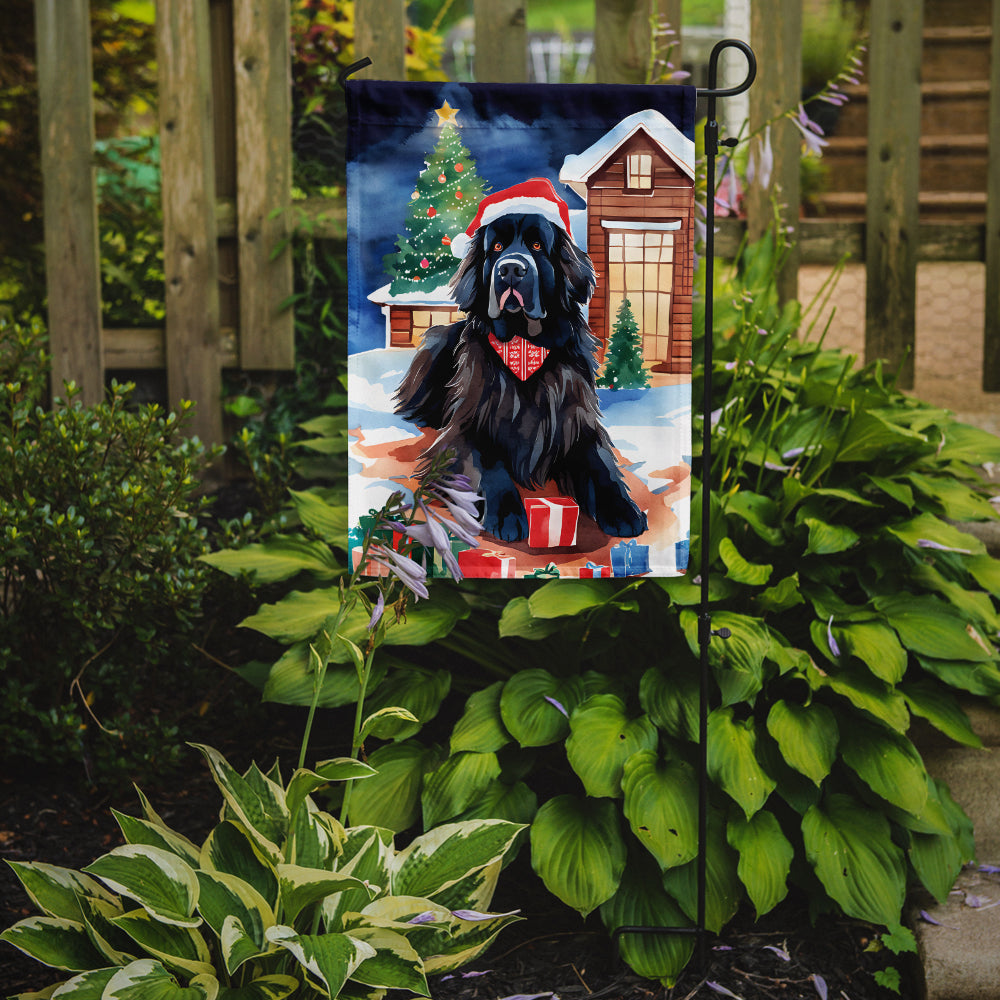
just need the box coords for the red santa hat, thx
[451,177,573,258]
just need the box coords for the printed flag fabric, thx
[346,80,696,579]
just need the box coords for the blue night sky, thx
[345,80,696,354]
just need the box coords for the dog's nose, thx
[498,259,526,282]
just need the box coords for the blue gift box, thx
[610,538,650,577]
[675,538,690,572]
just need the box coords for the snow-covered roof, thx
[368,282,458,308]
[559,109,696,199]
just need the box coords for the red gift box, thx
[458,548,515,578]
[579,562,609,578]
[525,497,579,548]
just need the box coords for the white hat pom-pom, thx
[450,231,473,258]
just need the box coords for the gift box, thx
[431,537,472,578]
[458,548,515,579]
[675,538,690,573]
[525,562,560,579]
[525,497,579,548]
[579,561,609,578]
[610,538,650,577]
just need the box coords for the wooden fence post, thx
[34,0,104,405]
[594,0,655,85]
[746,0,801,306]
[354,0,406,79]
[983,0,1000,391]
[474,0,527,82]
[233,0,294,370]
[157,0,223,445]
[864,0,923,389]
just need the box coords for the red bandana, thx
[488,333,550,380]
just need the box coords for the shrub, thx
[0,317,219,783]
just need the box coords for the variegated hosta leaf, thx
[727,810,793,918]
[276,864,376,925]
[565,695,658,799]
[200,822,278,910]
[102,958,218,999]
[83,846,200,928]
[112,810,202,868]
[288,802,343,870]
[421,751,502,829]
[450,681,511,754]
[344,926,429,995]
[391,820,524,901]
[47,966,118,997]
[265,926,376,998]
[621,751,699,871]
[425,859,501,915]
[0,916,107,971]
[322,829,393,931]
[214,974,299,1000]
[599,852,694,987]
[706,707,776,819]
[5,861,118,922]
[421,907,522,975]
[498,669,585,747]
[285,760,376,823]
[195,871,274,973]
[765,700,838,786]
[77,894,136,966]
[529,795,626,917]
[802,793,906,926]
[110,908,214,978]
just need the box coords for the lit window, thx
[627,153,652,189]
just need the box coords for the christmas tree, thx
[384,102,487,293]
[598,297,650,391]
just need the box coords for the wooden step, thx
[811,190,987,223]
[922,25,993,83]
[922,0,992,28]
[833,80,991,137]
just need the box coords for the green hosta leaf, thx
[191,746,287,863]
[811,661,910,732]
[639,664,698,742]
[565,695,658,798]
[718,537,772,585]
[393,820,524,900]
[866,474,914,509]
[909,814,966,906]
[839,718,929,816]
[497,596,564,639]
[287,804,345,872]
[216,975,299,1000]
[499,670,584,747]
[901,680,982,748]
[360,706,421,742]
[707,708,776,818]
[835,410,927,463]
[765,700,838,786]
[74,894,135,967]
[835,621,907,684]
[421,751,502,828]
[681,610,770,706]
[83,846,200,928]
[756,573,805,614]
[527,579,613,618]
[599,852,694,987]
[288,488,349,543]
[0,916,107,971]
[727,811,793,918]
[200,535,340,584]
[450,682,511,754]
[111,909,214,978]
[345,926,428,994]
[5,862,118,922]
[453,779,538,827]
[874,594,995,662]
[195,871,273,974]
[285,759,376,821]
[802,793,906,926]
[200,822,278,910]
[724,490,784,545]
[936,421,1000,464]
[265,926,375,997]
[277,865,374,925]
[967,553,1000,597]
[103,959,218,1000]
[906,472,998,522]
[911,562,1000,633]
[803,517,859,556]
[621,751,699,870]
[886,512,985,556]
[362,667,451,740]
[261,644,379,709]
[661,811,741,933]
[530,795,626,917]
[347,740,442,832]
[916,655,1000,697]
[112,812,201,868]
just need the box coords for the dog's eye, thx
[532,241,542,251]
[493,241,503,252]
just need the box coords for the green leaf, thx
[421,751,502,828]
[260,644,377,709]
[111,909,214,978]
[707,707,776,818]
[347,740,441,832]
[811,661,910,732]
[765,700,838,786]
[276,865,374,925]
[835,621,908,684]
[835,410,927,463]
[936,421,1000,464]
[499,670,584,747]
[200,535,340,584]
[527,579,613,618]
[497,597,565,639]
[345,926,428,994]
[874,594,995,662]
[103,959,217,999]
[0,916,107,972]
[265,926,374,997]
[755,573,805,614]
[967,553,1000,597]
[727,811,793,917]
[599,851,694,987]
[199,822,278,910]
[362,667,451,740]
[530,795,626,917]
[866,474,914,509]
[639,664,699,742]
[288,488,348,543]
[34,967,117,998]
[83,846,200,928]
[285,759,376,821]
[724,490,784,545]
[452,779,538,827]
[909,825,965,905]
[216,976,299,1000]
[718,537,772,585]
[450,681,511,754]
[901,680,982,748]
[621,751,699,870]
[906,472,998,521]
[195,871,273,974]
[112,812,201,868]
[802,793,906,926]
[681,610,770,706]
[839,718,929,816]
[565,695,658,798]
[886,512,985,557]
[803,517,859,555]
[916,655,1000,697]
[359,706,421,742]
[4,862,118,923]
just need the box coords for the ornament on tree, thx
[420,258,430,268]
[455,162,464,171]
[455,190,463,199]
[427,207,436,217]
[442,236,452,246]
[438,173,446,183]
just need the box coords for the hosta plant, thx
[1,744,523,999]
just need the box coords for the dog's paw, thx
[596,496,648,538]
[483,497,529,542]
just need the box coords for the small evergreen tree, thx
[598,296,649,390]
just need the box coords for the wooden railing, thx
[32,0,1000,445]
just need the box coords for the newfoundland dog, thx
[395,177,647,544]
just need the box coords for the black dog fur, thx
[395,211,648,543]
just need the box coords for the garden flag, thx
[346,80,696,579]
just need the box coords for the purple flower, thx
[707,983,742,999]
[763,944,790,961]
[368,543,429,600]
[791,104,828,157]
[917,539,973,554]
[544,695,569,718]
[367,590,385,631]
[407,911,438,925]
[747,125,774,191]
[812,974,828,1000]
[827,616,841,658]
[451,908,520,921]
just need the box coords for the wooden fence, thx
[33,0,1000,445]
